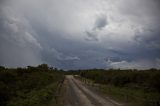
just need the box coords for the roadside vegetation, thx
[79,69,160,106]
[1,64,160,106]
[0,64,64,106]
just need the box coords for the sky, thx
[0,0,160,70]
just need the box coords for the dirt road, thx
[62,75,120,106]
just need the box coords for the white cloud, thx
[65,56,80,61]
[107,59,158,69]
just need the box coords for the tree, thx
[0,66,5,71]
[37,64,49,70]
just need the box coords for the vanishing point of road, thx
[61,75,121,106]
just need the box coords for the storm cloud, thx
[0,0,160,69]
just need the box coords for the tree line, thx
[80,69,160,92]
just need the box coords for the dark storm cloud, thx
[85,14,107,41]
[134,29,160,50]
[131,28,160,65]
[0,2,42,67]
[94,15,107,30]
[85,31,98,41]
[0,0,160,69]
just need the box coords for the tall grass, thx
[0,65,64,106]
[80,69,160,106]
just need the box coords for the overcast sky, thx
[0,0,160,70]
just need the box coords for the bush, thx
[0,65,64,106]
[80,69,160,91]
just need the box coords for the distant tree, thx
[37,64,49,70]
[54,68,58,71]
[49,67,54,70]
[0,66,5,71]
[27,66,37,70]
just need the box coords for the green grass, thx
[79,69,160,105]
[79,75,160,106]
[8,82,59,106]
[0,65,64,106]
[99,84,160,106]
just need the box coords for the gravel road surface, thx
[62,75,120,106]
